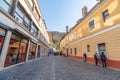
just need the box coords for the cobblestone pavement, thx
[0,55,120,80]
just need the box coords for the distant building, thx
[0,0,50,70]
[60,0,120,69]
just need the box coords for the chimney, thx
[66,26,69,33]
[82,6,88,17]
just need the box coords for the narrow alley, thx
[0,55,120,80]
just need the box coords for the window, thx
[74,48,77,55]
[87,45,90,52]
[74,32,76,39]
[15,6,24,24]
[4,34,21,67]
[16,6,24,17]
[103,9,110,22]
[15,6,31,30]
[70,48,72,54]
[69,34,73,41]
[0,0,13,12]
[88,19,95,31]
[30,23,38,37]
[4,33,28,67]
[23,16,30,29]
[17,39,27,63]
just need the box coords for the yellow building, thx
[60,0,120,69]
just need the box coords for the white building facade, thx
[0,0,50,71]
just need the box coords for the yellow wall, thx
[68,27,120,60]
[73,0,120,41]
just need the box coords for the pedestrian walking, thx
[83,53,87,62]
[100,52,107,68]
[48,50,50,56]
[94,53,99,66]
[48,53,49,56]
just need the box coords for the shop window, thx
[74,48,77,55]
[88,19,95,31]
[4,33,28,67]
[17,39,27,63]
[28,42,36,60]
[0,0,13,12]
[4,34,21,67]
[87,45,90,52]
[0,36,4,54]
[102,9,110,22]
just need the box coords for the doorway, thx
[97,43,107,55]
[66,48,68,56]
[37,45,41,57]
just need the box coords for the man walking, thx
[83,53,87,62]
[94,53,99,66]
[101,52,107,68]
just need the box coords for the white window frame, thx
[88,18,96,32]
[70,34,73,41]
[74,32,76,39]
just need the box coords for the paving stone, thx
[0,55,119,80]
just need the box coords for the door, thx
[98,43,107,55]
[37,45,41,57]
[66,48,68,56]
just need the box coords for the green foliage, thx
[50,39,60,49]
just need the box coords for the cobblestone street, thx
[0,55,120,80]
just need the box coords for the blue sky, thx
[39,0,98,32]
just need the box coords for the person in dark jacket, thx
[94,53,99,66]
[101,52,107,68]
[83,53,87,62]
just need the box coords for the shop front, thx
[4,33,28,67]
[28,41,36,60]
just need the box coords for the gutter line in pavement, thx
[50,56,56,80]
